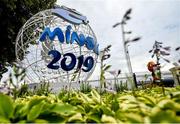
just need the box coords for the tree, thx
[0,0,57,79]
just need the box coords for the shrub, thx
[0,87,180,123]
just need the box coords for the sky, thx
[57,0,180,79]
[1,0,179,83]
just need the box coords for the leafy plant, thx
[1,65,27,98]
[1,65,53,98]
[32,82,52,96]
[80,82,92,93]
[114,80,128,92]
[100,45,112,93]
[1,86,180,123]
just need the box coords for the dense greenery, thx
[0,87,180,123]
[0,0,56,78]
[0,2,179,123]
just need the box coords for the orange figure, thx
[147,61,156,72]
[147,61,161,83]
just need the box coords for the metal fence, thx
[28,71,173,93]
[87,71,173,89]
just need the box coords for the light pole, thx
[113,8,141,89]
[121,24,134,89]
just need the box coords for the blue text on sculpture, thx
[39,25,99,55]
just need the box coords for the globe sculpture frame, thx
[15,6,98,88]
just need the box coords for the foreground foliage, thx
[0,87,180,123]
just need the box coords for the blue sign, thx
[39,25,98,72]
[39,6,99,72]
[46,50,94,72]
[39,25,99,55]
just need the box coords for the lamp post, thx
[113,8,141,89]
[121,22,135,89]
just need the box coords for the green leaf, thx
[27,101,45,121]
[0,93,14,119]
[91,89,101,104]
[14,103,27,119]
[51,103,76,116]
[0,116,10,123]
[17,120,27,123]
[35,113,65,123]
[27,97,45,111]
[79,92,93,103]
[157,99,176,110]
[150,110,180,123]
[103,65,111,71]
[34,119,48,123]
[100,105,114,116]
[76,105,86,114]
[125,113,143,123]
[101,114,117,123]
[111,99,119,112]
[137,95,156,107]
[68,113,83,122]
[171,91,180,102]
[87,114,101,123]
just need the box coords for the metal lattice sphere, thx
[15,6,98,86]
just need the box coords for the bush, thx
[0,87,180,123]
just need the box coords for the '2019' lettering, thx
[47,50,94,72]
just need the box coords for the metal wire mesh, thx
[15,9,98,85]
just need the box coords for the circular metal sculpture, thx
[15,6,99,85]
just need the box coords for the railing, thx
[28,71,173,92]
[87,71,173,88]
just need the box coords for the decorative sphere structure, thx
[15,6,98,86]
